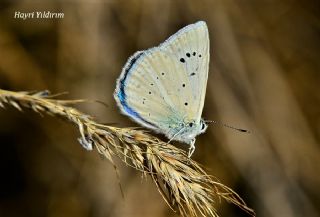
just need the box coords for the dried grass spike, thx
[0,89,255,217]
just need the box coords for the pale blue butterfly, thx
[114,21,209,156]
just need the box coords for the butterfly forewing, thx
[160,21,209,122]
[115,21,209,136]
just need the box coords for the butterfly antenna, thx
[205,120,250,133]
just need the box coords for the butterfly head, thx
[199,119,208,133]
[173,119,208,144]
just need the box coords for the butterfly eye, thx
[201,123,206,130]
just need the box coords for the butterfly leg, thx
[168,127,184,144]
[188,138,196,157]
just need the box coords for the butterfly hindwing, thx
[114,21,209,138]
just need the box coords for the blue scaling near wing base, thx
[117,52,156,128]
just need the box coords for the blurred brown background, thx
[0,0,319,217]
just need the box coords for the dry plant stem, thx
[0,89,255,217]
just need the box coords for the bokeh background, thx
[0,0,319,217]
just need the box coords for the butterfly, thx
[114,21,209,157]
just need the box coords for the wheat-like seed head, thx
[0,89,255,217]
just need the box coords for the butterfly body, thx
[115,21,210,155]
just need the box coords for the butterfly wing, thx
[114,21,209,138]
